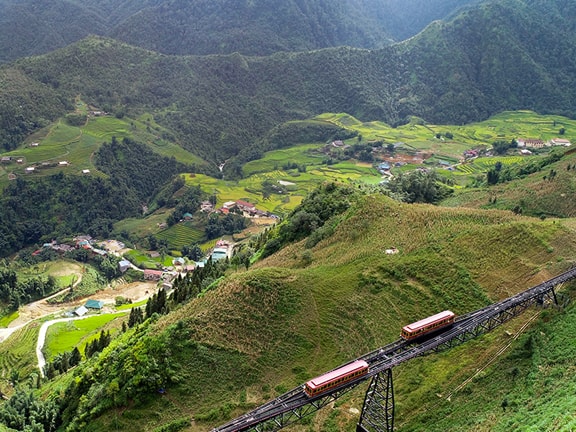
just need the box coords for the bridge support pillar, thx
[357,368,394,432]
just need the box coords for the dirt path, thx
[0,281,157,343]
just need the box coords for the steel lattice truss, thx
[357,369,394,432]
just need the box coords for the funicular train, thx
[304,311,455,398]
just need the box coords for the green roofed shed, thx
[85,299,105,310]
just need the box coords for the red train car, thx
[304,360,369,397]
[401,310,456,340]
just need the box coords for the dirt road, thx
[0,281,157,343]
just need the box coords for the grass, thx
[115,298,147,311]
[76,192,576,432]
[0,310,19,328]
[0,323,41,395]
[43,313,126,360]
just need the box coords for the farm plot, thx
[242,143,325,176]
[0,324,41,382]
[44,313,125,361]
[456,155,527,175]
[156,223,204,249]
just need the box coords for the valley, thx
[1,0,576,431]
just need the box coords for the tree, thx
[69,347,81,367]
[181,243,203,261]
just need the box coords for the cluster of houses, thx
[2,141,93,178]
[73,299,105,317]
[516,137,571,149]
[216,199,274,218]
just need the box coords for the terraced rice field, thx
[456,156,526,174]
[156,223,204,249]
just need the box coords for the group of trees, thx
[0,390,59,432]
[204,213,248,240]
[84,330,112,359]
[44,348,81,379]
[165,185,205,226]
[486,151,565,185]
[94,137,191,204]
[262,182,359,257]
[0,270,57,311]
[386,170,454,204]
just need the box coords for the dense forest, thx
[1,0,575,166]
[0,138,192,257]
[0,0,480,62]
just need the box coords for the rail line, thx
[212,265,576,432]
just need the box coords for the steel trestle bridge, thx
[212,266,576,432]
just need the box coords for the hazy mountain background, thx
[2,0,575,165]
[0,0,481,62]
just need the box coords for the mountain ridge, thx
[4,0,576,164]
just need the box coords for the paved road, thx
[36,315,95,377]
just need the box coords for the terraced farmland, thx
[155,223,204,249]
[456,156,526,175]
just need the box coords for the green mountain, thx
[3,0,576,164]
[0,0,480,63]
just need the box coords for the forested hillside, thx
[2,0,576,167]
[0,0,480,63]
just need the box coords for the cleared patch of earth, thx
[7,281,157,329]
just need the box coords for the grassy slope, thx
[442,148,576,218]
[0,109,205,189]
[81,194,576,431]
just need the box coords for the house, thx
[25,167,35,173]
[200,201,214,212]
[118,260,131,273]
[91,248,107,257]
[1,156,10,163]
[517,138,545,148]
[173,257,185,266]
[549,138,571,147]
[59,161,70,166]
[222,201,236,209]
[182,212,193,220]
[236,200,255,211]
[84,299,104,310]
[75,306,88,316]
[210,247,228,261]
[76,239,90,248]
[82,169,90,174]
[144,269,163,281]
[30,142,39,147]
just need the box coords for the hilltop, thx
[2,0,576,168]
[0,0,480,62]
